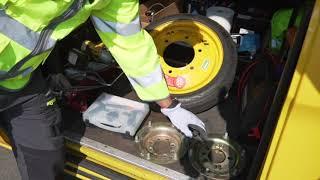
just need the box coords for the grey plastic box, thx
[83,93,149,136]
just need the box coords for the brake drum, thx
[135,122,187,164]
[188,135,246,179]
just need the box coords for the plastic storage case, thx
[82,93,149,136]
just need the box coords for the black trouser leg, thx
[1,89,65,180]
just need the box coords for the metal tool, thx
[188,124,208,141]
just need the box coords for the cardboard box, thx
[140,0,183,28]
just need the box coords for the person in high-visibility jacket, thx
[0,1,206,179]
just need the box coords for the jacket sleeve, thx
[90,0,170,101]
[0,0,8,7]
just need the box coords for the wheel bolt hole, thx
[165,40,169,43]
[168,70,172,73]
[198,49,202,52]
[190,66,194,70]
[185,36,189,39]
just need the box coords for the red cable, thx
[256,94,272,127]
[263,49,280,65]
[237,61,260,103]
[239,70,253,101]
[248,93,272,140]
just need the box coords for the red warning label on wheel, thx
[165,75,186,89]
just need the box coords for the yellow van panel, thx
[260,1,320,179]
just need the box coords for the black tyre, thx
[146,14,237,113]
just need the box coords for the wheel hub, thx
[189,135,245,179]
[135,122,187,164]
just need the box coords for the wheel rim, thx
[150,20,224,94]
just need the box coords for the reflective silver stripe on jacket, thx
[0,10,56,51]
[91,15,141,36]
[0,66,33,77]
[127,66,164,88]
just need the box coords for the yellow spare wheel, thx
[147,14,237,113]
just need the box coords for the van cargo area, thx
[62,90,237,178]
[0,0,318,179]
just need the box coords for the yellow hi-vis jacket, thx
[0,0,169,101]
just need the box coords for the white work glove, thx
[161,103,206,137]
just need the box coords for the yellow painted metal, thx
[0,129,109,179]
[65,150,128,179]
[0,142,11,150]
[0,127,166,179]
[76,154,164,180]
[150,20,224,94]
[260,1,320,180]
[64,169,91,180]
[65,141,167,180]
[65,162,110,180]
[0,128,11,150]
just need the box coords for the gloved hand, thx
[161,103,206,137]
